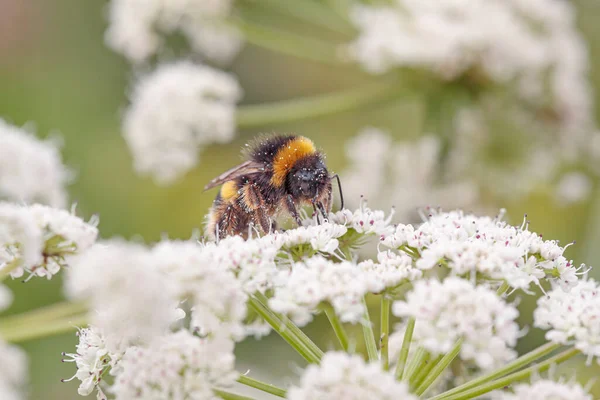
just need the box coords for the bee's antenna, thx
[331,174,344,210]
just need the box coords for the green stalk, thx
[362,297,379,362]
[214,388,257,400]
[496,281,510,296]
[380,296,391,370]
[403,346,428,382]
[0,313,88,343]
[233,20,343,65]
[237,375,287,398]
[254,292,324,360]
[410,354,439,389]
[395,317,416,380]
[324,306,349,352]
[248,297,319,364]
[255,0,354,35]
[236,82,408,128]
[415,338,463,396]
[437,348,580,400]
[0,300,88,329]
[428,342,561,400]
[0,259,20,282]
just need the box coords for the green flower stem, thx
[232,19,344,65]
[254,292,324,360]
[437,347,580,400]
[0,259,20,282]
[362,297,379,362]
[324,306,349,352]
[428,342,561,400]
[380,296,391,370]
[394,317,415,380]
[403,346,428,383]
[0,313,88,343]
[214,388,257,400]
[0,300,88,329]
[415,338,463,396]
[237,375,287,398]
[254,0,354,35]
[236,82,409,128]
[410,354,437,388]
[496,281,510,296]
[248,297,320,364]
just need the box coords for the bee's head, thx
[287,155,329,200]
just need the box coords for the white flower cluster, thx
[105,0,242,64]
[0,340,28,400]
[382,209,582,291]
[495,379,592,400]
[61,326,120,400]
[0,118,70,207]
[111,331,237,400]
[534,278,600,365]
[152,240,248,340]
[330,198,396,237]
[348,0,592,134]
[269,256,372,326]
[288,351,416,400]
[393,277,519,369]
[0,203,98,280]
[340,129,478,222]
[123,61,242,185]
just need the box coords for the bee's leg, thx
[285,194,302,226]
[312,202,321,224]
[242,184,273,235]
[316,201,328,222]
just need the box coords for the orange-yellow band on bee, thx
[271,137,316,187]
[220,181,238,202]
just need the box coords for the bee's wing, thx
[203,160,266,191]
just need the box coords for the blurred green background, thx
[1,0,600,398]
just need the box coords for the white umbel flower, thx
[347,0,592,134]
[61,326,121,400]
[359,250,422,291]
[123,61,242,184]
[0,340,27,400]
[0,203,43,274]
[152,240,248,340]
[534,278,600,364]
[331,199,395,238]
[0,118,70,207]
[393,277,519,370]
[269,256,369,326]
[288,351,417,400]
[105,0,242,64]
[282,222,348,254]
[110,330,238,400]
[495,379,592,400]
[382,209,583,292]
[65,241,181,353]
[0,285,12,311]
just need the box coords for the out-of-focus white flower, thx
[382,209,583,292]
[0,285,11,311]
[243,319,272,339]
[288,351,417,400]
[105,0,242,64]
[123,61,242,185]
[393,277,519,370]
[0,203,43,274]
[554,172,593,205]
[110,330,237,400]
[534,278,600,365]
[61,326,121,400]
[0,340,27,400]
[0,118,70,207]
[269,256,370,326]
[347,0,592,135]
[65,241,181,353]
[494,379,592,400]
[152,240,248,340]
[340,130,478,223]
[282,222,348,254]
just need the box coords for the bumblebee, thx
[204,135,343,240]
